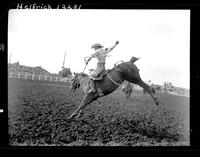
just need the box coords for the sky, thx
[8,9,190,89]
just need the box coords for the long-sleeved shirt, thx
[90,48,109,64]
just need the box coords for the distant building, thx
[58,68,72,78]
[163,82,176,93]
[163,82,172,89]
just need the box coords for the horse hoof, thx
[67,115,74,119]
[156,100,159,106]
[155,98,159,106]
[67,116,72,120]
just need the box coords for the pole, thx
[9,53,12,64]
[62,52,66,69]
[82,62,88,73]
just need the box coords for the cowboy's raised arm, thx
[106,41,119,53]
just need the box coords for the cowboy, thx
[85,41,119,93]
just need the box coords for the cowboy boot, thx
[87,79,96,93]
[91,80,96,92]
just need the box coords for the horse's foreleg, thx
[137,80,159,106]
[68,95,87,119]
[126,94,129,100]
[68,93,97,119]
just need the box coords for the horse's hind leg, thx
[136,80,159,106]
[126,90,131,100]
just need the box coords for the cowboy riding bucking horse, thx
[68,40,159,119]
[84,41,119,94]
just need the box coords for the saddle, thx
[87,69,110,97]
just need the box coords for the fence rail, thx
[8,71,71,83]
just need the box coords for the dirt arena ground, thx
[8,78,190,146]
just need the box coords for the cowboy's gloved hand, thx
[84,57,90,64]
[86,58,91,64]
[116,41,119,45]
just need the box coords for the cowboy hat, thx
[91,43,104,49]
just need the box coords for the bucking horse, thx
[68,57,159,119]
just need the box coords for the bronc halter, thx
[70,75,81,91]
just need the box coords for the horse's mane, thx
[79,72,89,78]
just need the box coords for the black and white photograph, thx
[7,9,190,146]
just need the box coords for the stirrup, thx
[86,88,95,93]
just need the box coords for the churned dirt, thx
[8,78,190,146]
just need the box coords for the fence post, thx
[25,73,28,79]
[32,74,34,80]
[18,72,20,78]
[39,75,41,80]
[9,72,12,78]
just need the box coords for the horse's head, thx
[69,72,81,92]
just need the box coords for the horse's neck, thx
[78,75,89,86]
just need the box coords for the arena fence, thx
[8,71,71,83]
[8,71,189,97]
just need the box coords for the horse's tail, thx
[130,56,140,64]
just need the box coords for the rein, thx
[107,73,121,86]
